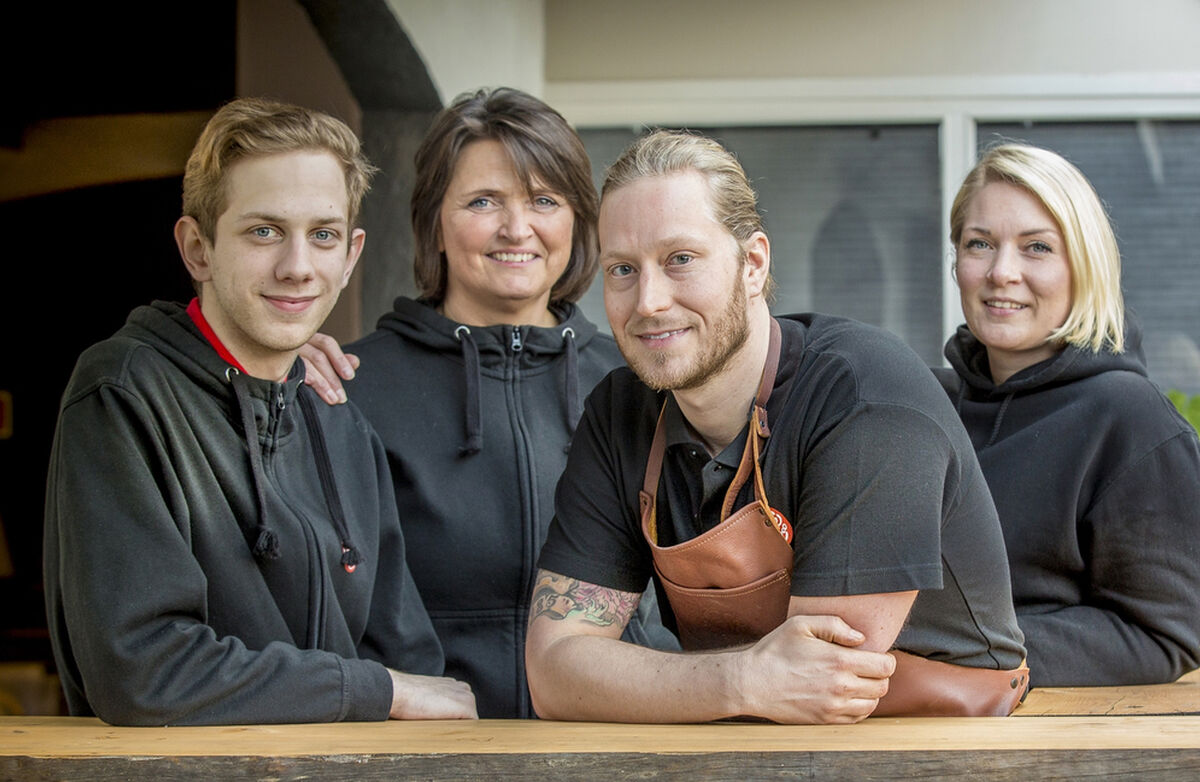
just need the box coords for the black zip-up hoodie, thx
[935,322,1200,686]
[345,297,677,718]
[44,302,443,725]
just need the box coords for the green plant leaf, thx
[1168,390,1200,435]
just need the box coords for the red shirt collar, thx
[186,298,249,374]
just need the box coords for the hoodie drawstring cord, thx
[454,325,483,456]
[228,368,280,562]
[562,326,579,453]
[984,393,1014,449]
[297,391,361,572]
[954,378,1014,450]
[451,320,583,456]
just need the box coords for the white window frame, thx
[547,73,1200,348]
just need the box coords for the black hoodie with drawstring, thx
[345,296,677,718]
[935,322,1200,686]
[44,301,444,725]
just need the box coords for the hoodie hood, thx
[119,302,267,396]
[943,317,1148,399]
[374,296,603,357]
[940,316,1149,450]
[117,301,305,442]
[374,297,602,455]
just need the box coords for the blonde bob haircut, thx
[602,129,775,301]
[411,87,599,306]
[950,143,1124,354]
[183,97,376,242]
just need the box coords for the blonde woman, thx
[938,143,1200,686]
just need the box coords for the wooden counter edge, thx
[5,714,1200,757]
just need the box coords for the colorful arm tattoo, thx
[529,570,641,628]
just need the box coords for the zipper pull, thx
[511,326,524,352]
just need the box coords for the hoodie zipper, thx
[265,390,286,449]
[261,387,330,650]
[507,323,538,717]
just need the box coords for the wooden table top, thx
[2,672,1198,756]
[1015,670,1200,716]
[4,675,1199,780]
[2,713,1200,756]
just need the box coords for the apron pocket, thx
[656,566,791,651]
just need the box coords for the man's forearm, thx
[525,570,895,724]
[528,632,745,722]
[526,569,744,721]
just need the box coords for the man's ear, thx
[742,231,771,299]
[175,216,213,283]
[341,228,366,289]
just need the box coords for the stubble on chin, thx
[620,344,675,392]
[618,283,749,393]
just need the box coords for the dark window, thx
[580,125,944,364]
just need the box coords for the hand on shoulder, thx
[299,332,360,405]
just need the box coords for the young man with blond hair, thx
[44,98,475,725]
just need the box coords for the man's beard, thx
[619,279,750,393]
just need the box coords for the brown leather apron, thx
[638,317,1030,715]
[639,318,791,651]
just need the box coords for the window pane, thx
[579,125,944,364]
[979,121,1200,394]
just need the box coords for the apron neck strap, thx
[641,317,784,541]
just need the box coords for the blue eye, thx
[253,226,276,239]
[608,264,634,278]
[313,229,334,242]
[533,195,559,209]
[964,238,990,250]
[670,253,695,265]
[468,197,494,208]
[1029,241,1052,253]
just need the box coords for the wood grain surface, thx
[5,675,1200,780]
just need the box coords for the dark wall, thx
[0,0,443,688]
[8,4,235,134]
[0,2,237,663]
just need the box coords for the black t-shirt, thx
[539,314,1025,668]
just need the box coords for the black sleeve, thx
[538,377,654,593]
[788,401,947,596]
[1020,430,1200,685]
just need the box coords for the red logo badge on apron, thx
[769,507,793,544]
